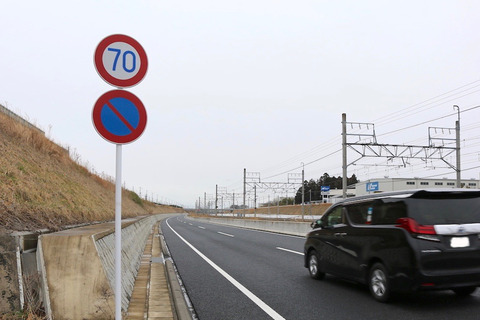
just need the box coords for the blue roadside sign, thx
[366,182,379,192]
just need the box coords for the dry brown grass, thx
[0,111,184,231]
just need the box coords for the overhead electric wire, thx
[260,85,480,183]
[260,137,341,175]
[262,148,342,180]
[373,79,480,125]
[375,87,480,128]
[215,81,480,202]
[377,105,480,139]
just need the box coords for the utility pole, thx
[215,184,218,216]
[204,192,206,215]
[301,162,305,220]
[342,113,347,198]
[268,195,270,214]
[342,112,460,195]
[254,185,257,218]
[454,105,461,188]
[243,168,246,217]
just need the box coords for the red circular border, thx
[94,34,148,88]
[92,90,147,144]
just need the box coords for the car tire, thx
[368,262,391,302]
[308,250,325,280]
[452,286,477,296]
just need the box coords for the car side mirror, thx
[311,219,322,229]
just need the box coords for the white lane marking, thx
[198,226,206,229]
[166,218,285,320]
[217,231,234,237]
[276,247,304,255]
[188,223,193,226]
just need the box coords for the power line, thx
[378,105,480,138]
[373,79,480,125]
[263,148,342,180]
[215,80,480,201]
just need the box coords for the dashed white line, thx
[276,247,304,255]
[198,226,206,229]
[166,218,285,320]
[217,231,234,237]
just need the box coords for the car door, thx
[315,206,352,276]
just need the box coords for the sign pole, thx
[94,34,148,319]
[115,144,122,319]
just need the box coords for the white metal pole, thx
[115,144,122,319]
[342,113,347,198]
[301,163,305,220]
[454,105,461,188]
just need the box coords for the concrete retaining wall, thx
[0,233,21,312]
[37,214,168,319]
[94,215,164,311]
[191,216,313,237]
[230,203,331,217]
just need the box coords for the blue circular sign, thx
[92,90,147,144]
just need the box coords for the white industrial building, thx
[355,177,480,196]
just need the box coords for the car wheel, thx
[308,250,325,280]
[369,263,391,302]
[452,286,477,296]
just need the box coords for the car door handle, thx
[334,233,347,237]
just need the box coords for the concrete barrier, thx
[37,214,169,320]
[95,216,164,312]
[190,216,313,237]
[0,233,21,312]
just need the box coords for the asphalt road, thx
[161,215,480,320]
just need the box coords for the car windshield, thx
[405,192,480,225]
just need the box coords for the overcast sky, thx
[2,1,480,208]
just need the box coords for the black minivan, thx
[304,189,480,302]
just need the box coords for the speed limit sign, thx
[94,34,148,88]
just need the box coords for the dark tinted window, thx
[405,193,480,224]
[346,202,371,224]
[372,201,407,224]
[346,200,406,225]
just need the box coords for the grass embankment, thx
[0,111,183,231]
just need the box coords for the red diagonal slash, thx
[105,100,136,132]
[93,90,147,144]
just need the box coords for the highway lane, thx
[161,215,480,320]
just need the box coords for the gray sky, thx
[2,1,480,208]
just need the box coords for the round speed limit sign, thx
[94,34,148,88]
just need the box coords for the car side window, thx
[324,207,345,227]
[346,200,407,225]
[372,201,407,225]
[346,202,373,225]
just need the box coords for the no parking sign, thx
[92,90,147,144]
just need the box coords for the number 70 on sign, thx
[107,47,137,73]
[94,34,148,88]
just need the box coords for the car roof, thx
[334,188,480,206]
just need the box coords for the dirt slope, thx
[0,111,183,231]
